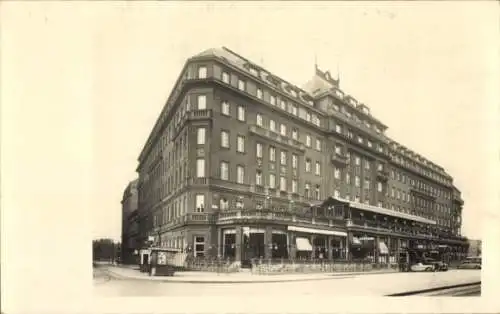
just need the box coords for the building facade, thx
[467,239,482,257]
[121,179,139,264]
[134,47,468,265]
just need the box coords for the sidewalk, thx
[101,265,398,283]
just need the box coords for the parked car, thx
[410,262,435,272]
[457,257,481,269]
[425,258,449,271]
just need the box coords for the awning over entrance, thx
[288,226,347,237]
[296,237,313,251]
[378,242,389,255]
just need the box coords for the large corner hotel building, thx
[133,47,468,264]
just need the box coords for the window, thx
[256,171,263,185]
[220,198,229,210]
[197,127,206,145]
[269,174,276,188]
[237,136,245,153]
[291,179,298,193]
[280,176,287,191]
[306,111,311,122]
[197,95,206,110]
[315,139,321,151]
[236,199,243,209]
[256,113,263,126]
[334,168,341,179]
[269,146,276,162]
[306,135,311,147]
[257,88,263,99]
[377,182,383,192]
[292,154,298,169]
[198,66,207,79]
[291,104,298,116]
[222,72,230,83]
[346,173,351,184]
[391,187,395,198]
[334,189,340,198]
[377,163,383,171]
[270,95,276,105]
[355,176,360,187]
[194,236,205,257]
[256,143,263,158]
[237,106,245,121]
[335,124,342,133]
[221,131,229,148]
[236,166,245,184]
[238,79,246,91]
[280,124,287,136]
[367,140,373,148]
[292,128,298,140]
[305,159,311,172]
[270,119,276,132]
[364,179,370,189]
[378,201,383,208]
[315,185,320,200]
[357,136,363,144]
[221,101,230,115]
[305,183,310,198]
[280,100,287,110]
[355,156,360,166]
[335,145,342,155]
[365,160,370,170]
[195,194,205,212]
[315,162,321,176]
[220,161,229,180]
[280,151,287,165]
[196,159,205,178]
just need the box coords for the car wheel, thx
[425,267,432,271]
[476,266,481,269]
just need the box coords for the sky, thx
[3,2,498,244]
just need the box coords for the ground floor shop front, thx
[148,223,468,266]
[214,224,468,265]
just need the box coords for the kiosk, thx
[149,247,189,277]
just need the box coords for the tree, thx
[93,238,120,263]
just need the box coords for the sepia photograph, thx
[88,3,487,298]
[2,1,499,314]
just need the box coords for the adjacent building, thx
[467,239,482,257]
[133,47,468,266]
[121,178,139,264]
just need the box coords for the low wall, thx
[250,260,399,275]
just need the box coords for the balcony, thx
[376,169,389,181]
[210,178,251,194]
[331,153,349,166]
[249,125,306,151]
[189,109,212,120]
[410,186,436,200]
[347,219,435,239]
[215,209,344,227]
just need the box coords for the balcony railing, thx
[376,170,389,181]
[189,109,212,120]
[249,125,306,151]
[410,186,437,200]
[331,153,349,166]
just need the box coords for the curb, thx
[386,281,481,296]
[102,268,397,284]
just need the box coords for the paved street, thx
[93,268,480,297]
